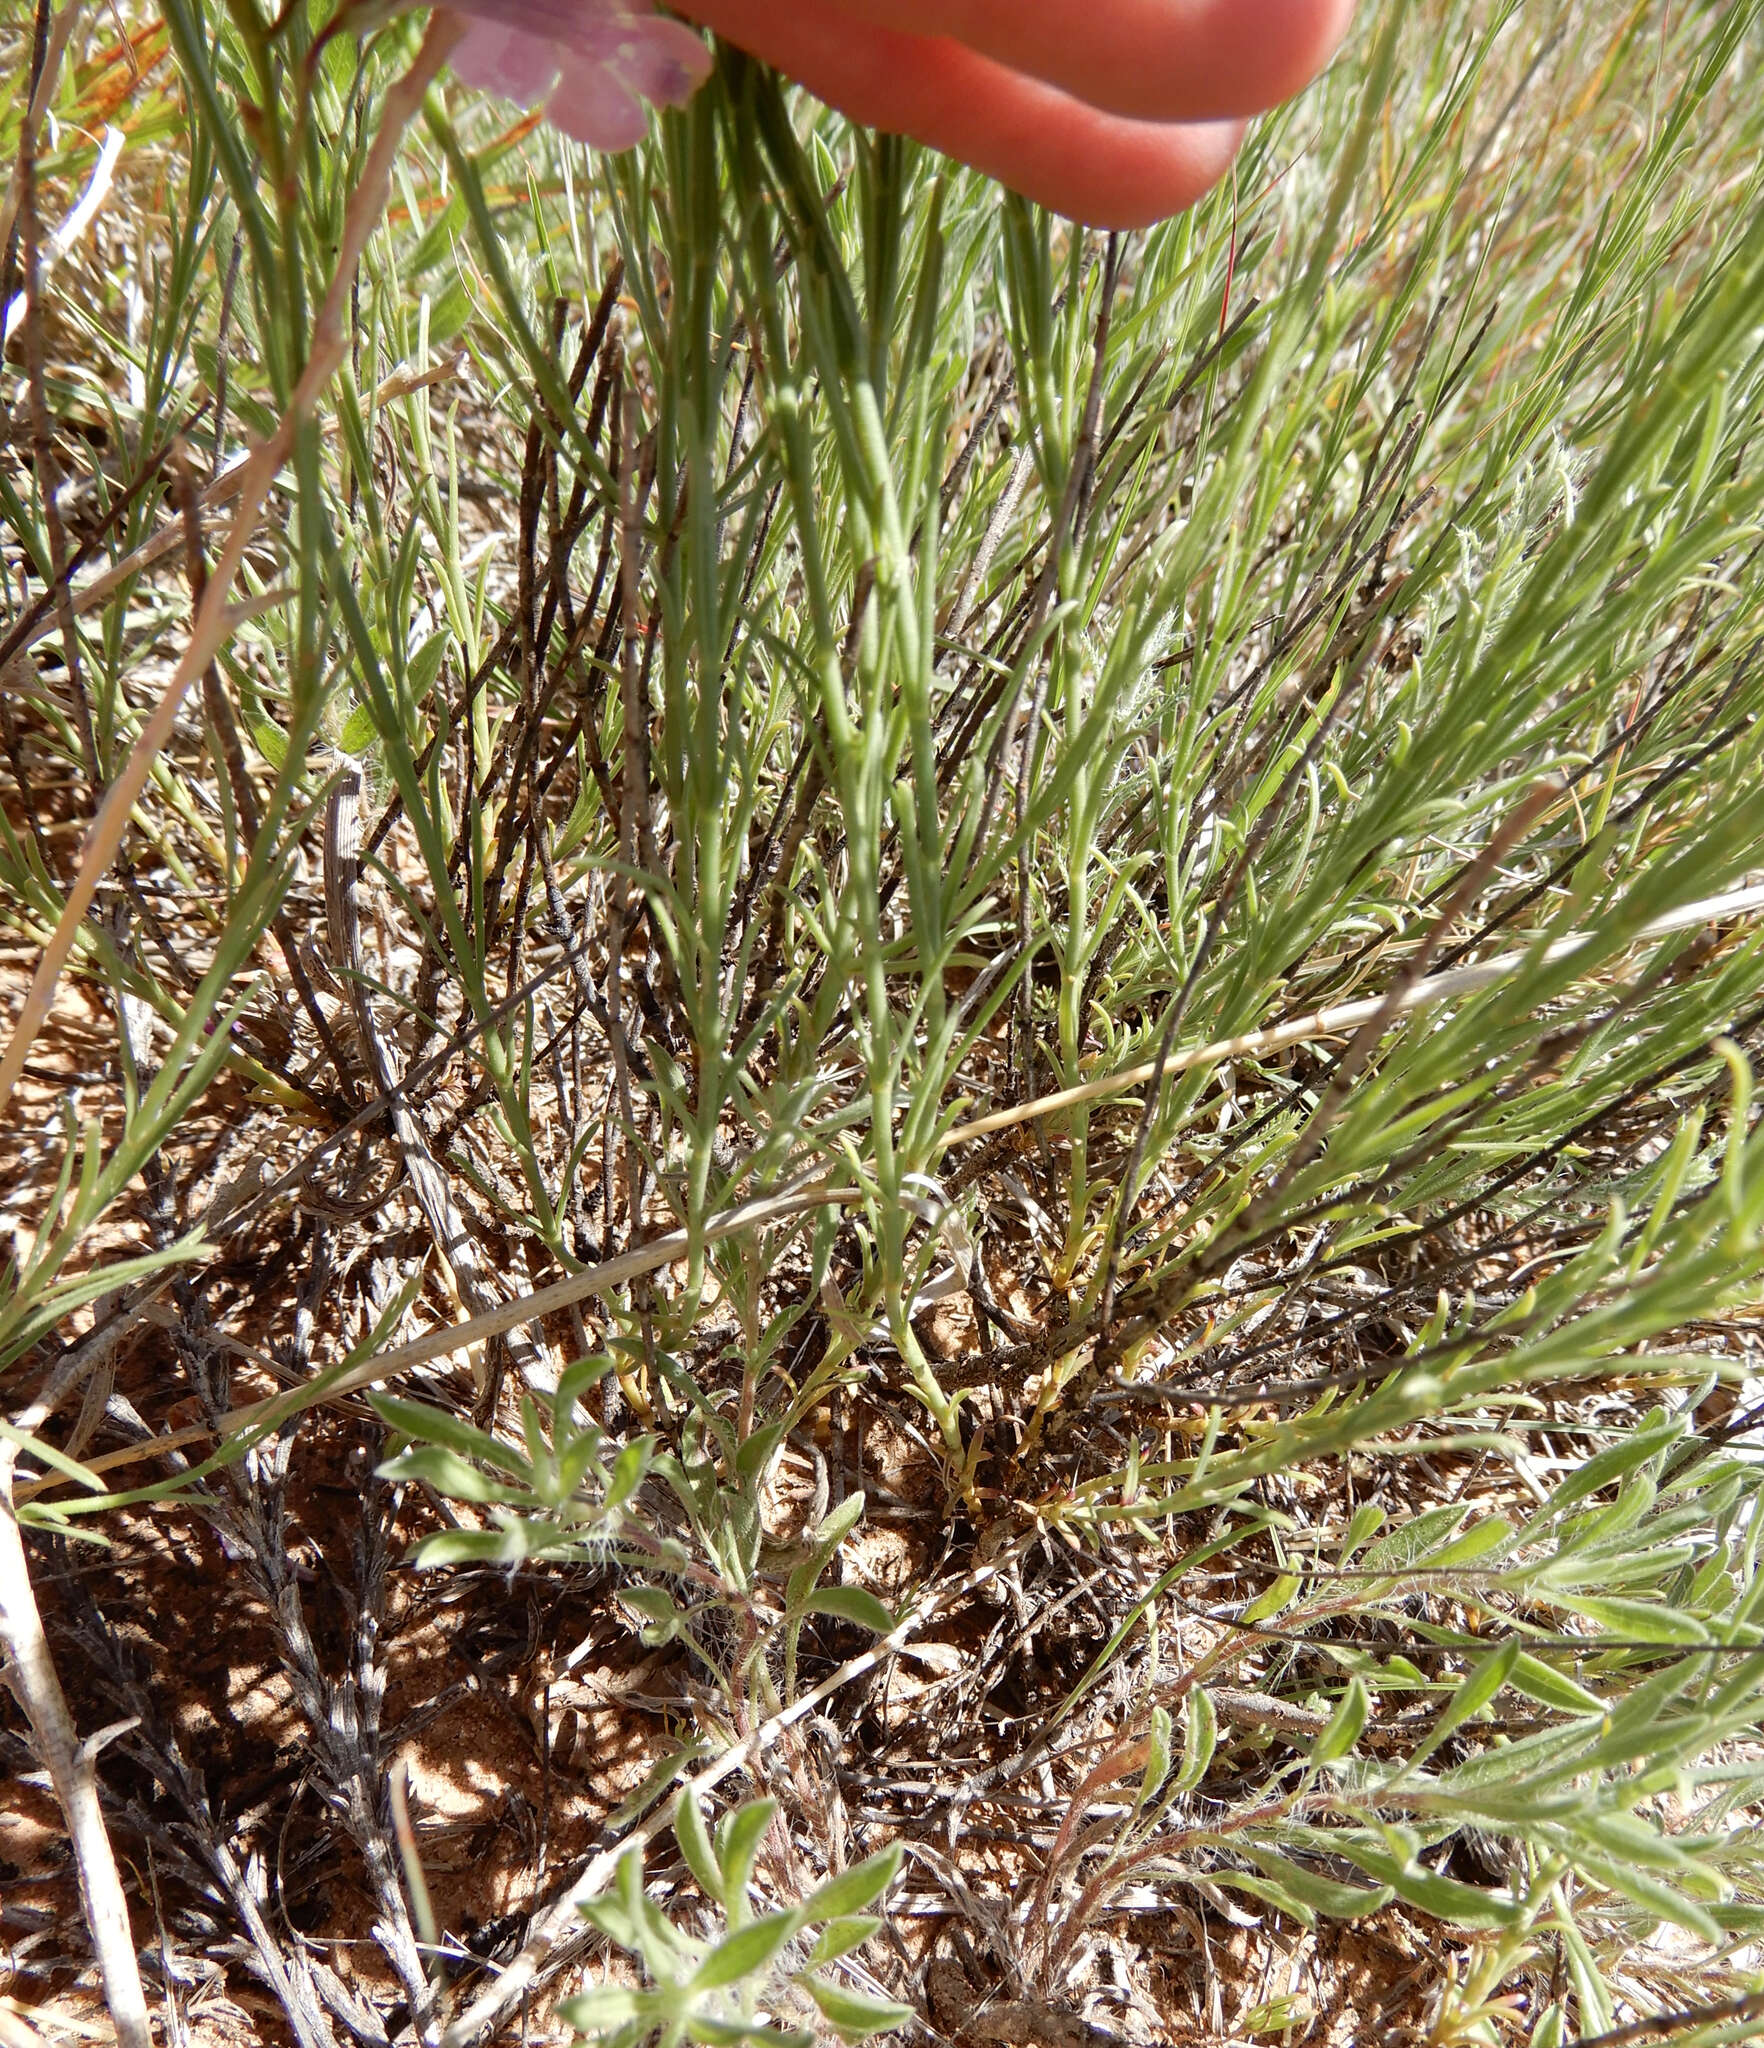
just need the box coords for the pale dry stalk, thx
[0,1450,153,2048]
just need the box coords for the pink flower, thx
[442,0,711,151]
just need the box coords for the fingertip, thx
[833,0,1359,124]
[1220,0,1359,114]
[1033,117,1245,230]
[675,1,1247,227]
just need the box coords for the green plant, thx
[561,1794,908,2048]
[372,1374,895,1714]
[7,1,1764,2042]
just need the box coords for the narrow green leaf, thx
[675,1788,724,1906]
[1362,1507,1464,1572]
[716,1799,779,1908]
[805,1916,881,1968]
[799,1975,915,2042]
[810,1489,867,1554]
[0,1419,108,1493]
[1136,1705,1174,1808]
[338,701,378,755]
[800,1844,904,1925]
[605,1436,653,1514]
[1520,1412,1684,1535]
[620,1585,685,1642]
[559,1986,645,2028]
[1241,1573,1301,1625]
[1555,1595,1708,1644]
[377,1445,527,1505]
[1430,1516,1514,1567]
[1216,1871,1315,1928]
[1237,1846,1392,1921]
[691,1908,798,1991]
[1421,1640,1522,1761]
[1509,1655,1607,1716]
[803,1586,896,1634]
[1336,1840,1523,1929]
[1174,1685,1217,1794]
[1339,1505,1387,1562]
[370,1393,534,1479]
[1577,1854,1723,1943]
[734,1420,788,1485]
[1311,1677,1368,1765]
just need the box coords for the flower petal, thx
[448,18,561,104]
[545,52,650,150]
[607,15,713,107]
[447,0,629,61]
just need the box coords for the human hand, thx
[671,0,1358,226]
[439,0,1354,229]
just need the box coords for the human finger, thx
[674,0,1246,227]
[829,0,1358,124]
